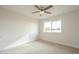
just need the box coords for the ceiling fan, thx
[32,5,53,16]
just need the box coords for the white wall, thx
[0,8,39,50]
[40,10,79,48]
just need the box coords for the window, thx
[44,20,61,32]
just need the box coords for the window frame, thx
[43,20,62,33]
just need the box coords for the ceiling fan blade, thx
[35,5,42,11]
[32,11,40,14]
[44,11,51,14]
[44,5,53,10]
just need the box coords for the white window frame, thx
[43,20,62,33]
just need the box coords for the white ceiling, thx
[0,5,79,19]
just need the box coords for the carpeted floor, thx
[0,40,79,54]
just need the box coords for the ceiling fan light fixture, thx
[40,11,44,14]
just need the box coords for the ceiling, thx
[0,5,79,19]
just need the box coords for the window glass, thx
[44,21,51,32]
[43,20,61,33]
[52,20,61,32]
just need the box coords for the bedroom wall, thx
[0,8,39,50]
[39,10,79,48]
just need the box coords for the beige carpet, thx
[0,40,79,54]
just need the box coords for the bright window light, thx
[44,20,61,33]
[52,20,61,32]
[44,21,51,32]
